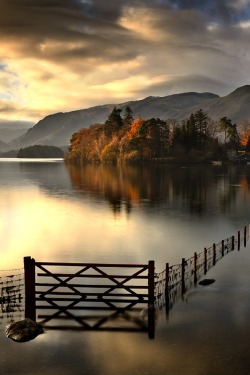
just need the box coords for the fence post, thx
[213,243,216,265]
[238,231,241,251]
[244,226,247,247]
[221,240,224,257]
[181,258,186,294]
[194,252,197,285]
[24,256,36,321]
[232,235,235,251]
[165,263,169,317]
[148,260,155,339]
[204,248,207,274]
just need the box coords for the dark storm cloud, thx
[163,0,250,23]
[1,0,249,64]
[0,0,250,123]
[0,0,141,63]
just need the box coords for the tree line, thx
[65,106,250,164]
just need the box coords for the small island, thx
[17,145,64,158]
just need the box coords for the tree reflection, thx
[66,163,250,215]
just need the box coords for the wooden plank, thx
[36,305,146,310]
[38,314,145,320]
[37,273,149,279]
[35,325,148,332]
[35,291,149,297]
[36,297,147,303]
[35,283,148,289]
[36,262,148,267]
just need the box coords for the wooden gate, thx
[24,257,155,338]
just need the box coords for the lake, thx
[1,159,250,374]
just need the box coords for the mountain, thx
[6,85,250,150]
[190,85,250,122]
[0,139,7,150]
[0,121,33,143]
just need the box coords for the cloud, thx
[0,0,250,124]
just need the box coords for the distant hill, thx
[0,139,7,150]
[189,85,250,122]
[6,85,250,150]
[0,121,33,143]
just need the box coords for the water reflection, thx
[1,161,250,374]
[66,163,250,216]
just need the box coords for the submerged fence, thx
[154,225,249,312]
[0,225,249,339]
[0,269,24,325]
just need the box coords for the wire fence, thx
[154,225,249,311]
[0,226,248,330]
[0,269,25,325]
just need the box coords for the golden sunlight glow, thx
[0,39,150,121]
[0,186,133,269]
[119,7,164,42]
[92,75,151,95]
[92,73,171,98]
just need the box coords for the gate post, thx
[148,260,155,339]
[24,256,36,321]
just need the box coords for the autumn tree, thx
[238,119,250,149]
[125,119,149,160]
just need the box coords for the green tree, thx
[123,106,134,127]
[219,117,239,149]
[104,106,123,138]
[194,109,208,148]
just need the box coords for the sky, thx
[1,0,250,126]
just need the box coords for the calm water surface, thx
[1,159,250,375]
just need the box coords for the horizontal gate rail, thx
[35,262,148,267]
[35,284,148,289]
[37,274,149,279]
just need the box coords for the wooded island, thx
[65,106,250,164]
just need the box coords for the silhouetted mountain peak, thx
[6,86,250,150]
[229,85,250,94]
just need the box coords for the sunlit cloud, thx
[0,0,250,125]
[119,6,166,42]
[238,20,250,28]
